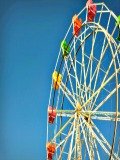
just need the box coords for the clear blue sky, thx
[0,0,119,160]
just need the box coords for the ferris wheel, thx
[46,0,120,159]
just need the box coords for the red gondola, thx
[86,0,97,22]
[48,106,56,124]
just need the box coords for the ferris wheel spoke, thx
[56,130,73,150]
[89,40,110,97]
[71,145,76,159]
[68,52,87,104]
[91,121,119,159]
[64,59,76,98]
[60,82,76,108]
[52,116,74,142]
[80,83,94,95]
[94,139,101,160]
[90,21,117,47]
[86,53,93,100]
[68,72,86,104]
[69,53,82,91]
[76,117,83,159]
[79,61,83,100]
[82,53,109,94]
[75,28,97,100]
[82,23,117,102]
[84,4,105,99]
[83,52,112,99]
[93,83,120,112]
[57,110,75,117]
[81,50,94,102]
[82,39,109,102]
[80,110,120,121]
[75,34,88,102]
[82,68,120,109]
[76,117,88,159]
[117,140,120,158]
[68,118,76,160]
[75,122,87,159]
[80,14,92,102]
[66,115,88,159]
[96,3,104,23]
[77,24,92,43]
[88,129,95,160]
[55,125,74,159]
[57,115,86,159]
[84,53,113,93]
[74,38,78,100]
[81,117,118,159]
[57,123,74,160]
[56,126,73,151]
[70,59,84,98]
[90,111,120,121]
[76,34,84,100]
[84,53,107,74]
[91,30,116,107]
[76,59,83,67]
[91,51,118,111]
[78,27,91,102]
[80,118,92,159]
[82,46,88,102]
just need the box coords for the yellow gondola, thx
[52,71,62,89]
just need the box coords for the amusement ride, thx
[46,0,120,159]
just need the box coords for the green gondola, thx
[116,15,120,41]
[116,15,120,27]
[116,30,120,41]
[61,40,70,58]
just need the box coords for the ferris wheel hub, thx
[76,102,82,116]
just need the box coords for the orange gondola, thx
[46,142,56,160]
[72,15,82,37]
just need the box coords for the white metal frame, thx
[47,2,120,160]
